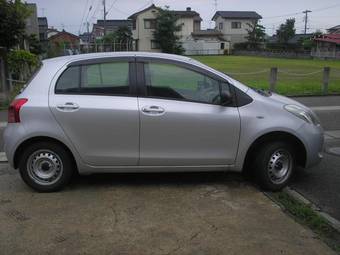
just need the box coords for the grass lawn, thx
[193,55,340,96]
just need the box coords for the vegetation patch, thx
[194,55,340,96]
[269,191,340,253]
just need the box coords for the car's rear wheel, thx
[19,142,74,192]
[254,142,295,191]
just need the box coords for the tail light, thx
[8,98,28,123]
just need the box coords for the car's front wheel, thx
[254,142,295,191]
[19,141,74,192]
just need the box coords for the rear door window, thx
[55,61,130,95]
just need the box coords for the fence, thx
[233,50,312,59]
[226,67,340,96]
[51,41,134,57]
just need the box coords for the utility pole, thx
[86,22,90,34]
[103,0,107,36]
[303,10,312,34]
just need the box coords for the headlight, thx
[284,104,320,125]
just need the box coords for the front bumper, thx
[297,123,324,168]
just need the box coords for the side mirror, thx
[220,91,233,106]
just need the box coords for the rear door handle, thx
[56,102,79,112]
[141,105,165,115]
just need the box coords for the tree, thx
[0,0,30,50]
[245,21,266,49]
[153,6,184,54]
[7,49,39,80]
[102,26,132,51]
[26,34,44,55]
[276,18,296,45]
[115,26,132,43]
[102,32,116,44]
[299,30,323,50]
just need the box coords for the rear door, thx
[137,59,241,166]
[49,57,139,166]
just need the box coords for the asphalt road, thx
[290,96,340,222]
[293,95,340,131]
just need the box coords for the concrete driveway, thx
[0,164,335,255]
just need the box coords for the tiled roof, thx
[212,11,262,20]
[315,34,340,44]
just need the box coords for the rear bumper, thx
[297,123,324,169]
[3,124,26,168]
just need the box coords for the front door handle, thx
[141,105,165,115]
[56,102,79,112]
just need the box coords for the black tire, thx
[18,141,74,192]
[254,141,295,191]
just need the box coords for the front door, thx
[137,60,240,166]
[49,59,139,166]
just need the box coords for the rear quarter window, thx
[55,66,80,93]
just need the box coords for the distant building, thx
[128,5,202,52]
[25,3,39,38]
[327,25,340,34]
[268,34,313,45]
[38,17,48,42]
[79,32,91,44]
[48,30,80,55]
[91,20,132,41]
[212,11,262,47]
[312,34,340,59]
[183,29,229,55]
[47,28,59,39]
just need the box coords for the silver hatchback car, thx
[4,52,324,192]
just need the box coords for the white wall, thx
[132,8,161,52]
[215,16,255,45]
[131,7,199,52]
[182,38,230,55]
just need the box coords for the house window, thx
[231,22,242,29]
[132,20,136,30]
[144,19,157,29]
[220,43,225,50]
[194,21,201,32]
[151,40,160,49]
[219,22,223,30]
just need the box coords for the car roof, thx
[42,52,194,66]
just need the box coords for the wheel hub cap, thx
[27,150,63,185]
[267,149,292,184]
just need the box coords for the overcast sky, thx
[28,0,340,35]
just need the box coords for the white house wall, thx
[132,8,161,52]
[215,16,255,45]
[182,40,229,55]
[132,7,198,52]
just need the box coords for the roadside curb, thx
[283,187,340,233]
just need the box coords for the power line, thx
[89,0,101,24]
[263,3,340,20]
[213,0,218,12]
[79,0,89,34]
[312,3,340,12]
[107,0,119,14]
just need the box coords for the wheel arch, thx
[13,136,78,171]
[243,131,307,171]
